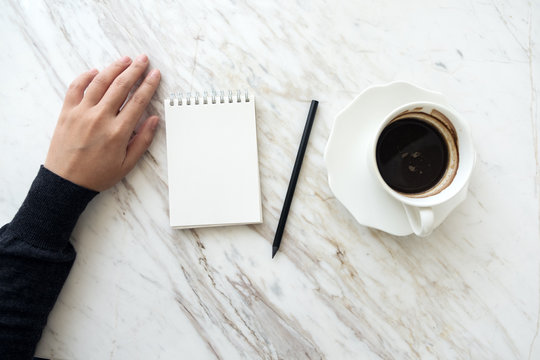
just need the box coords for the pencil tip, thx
[272,246,278,259]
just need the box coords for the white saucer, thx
[324,82,452,236]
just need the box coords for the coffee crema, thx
[375,110,459,197]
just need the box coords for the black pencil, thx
[272,100,319,259]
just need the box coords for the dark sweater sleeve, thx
[0,166,98,359]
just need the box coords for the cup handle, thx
[403,205,434,237]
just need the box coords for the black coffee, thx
[376,118,448,194]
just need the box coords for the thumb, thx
[122,116,159,172]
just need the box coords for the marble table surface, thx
[1,0,539,359]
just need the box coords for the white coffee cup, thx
[369,101,475,236]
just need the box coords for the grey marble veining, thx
[0,0,539,359]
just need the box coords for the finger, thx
[118,68,161,134]
[63,69,98,108]
[83,56,132,105]
[100,54,150,112]
[122,116,159,172]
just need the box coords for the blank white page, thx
[164,94,262,229]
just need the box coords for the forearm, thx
[0,166,97,359]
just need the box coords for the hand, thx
[45,55,161,191]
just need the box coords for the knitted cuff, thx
[8,165,99,250]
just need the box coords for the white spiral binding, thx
[167,90,251,106]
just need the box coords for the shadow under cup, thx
[372,102,474,209]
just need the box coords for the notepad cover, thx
[164,95,262,229]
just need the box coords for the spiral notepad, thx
[164,91,262,229]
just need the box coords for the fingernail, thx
[148,69,160,79]
[119,56,131,64]
[89,68,98,75]
[151,117,159,131]
[136,54,148,63]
